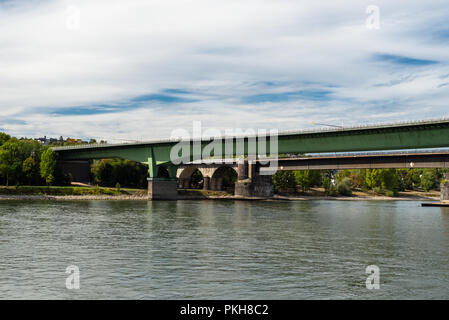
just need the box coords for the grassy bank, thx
[178,189,234,199]
[0,185,147,196]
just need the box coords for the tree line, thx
[0,132,67,186]
[272,168,447,196]
[0,131,147,188]
[90,159,148,188]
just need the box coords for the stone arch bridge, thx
[176,160,274,197]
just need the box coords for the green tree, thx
[91,160,112,186]
[380,168,400,191]
[323,177,337,196]
[365,169,382,189]
[40,148,58,185]
[0,132,10,146]
[45,173,55,186]
[294,170,322,192]
[272,171,297,192]
[22,156,39,185]
[398,169,421,190]
[0,139,23,186]
[421,169,438,192]
[90,158,148,188]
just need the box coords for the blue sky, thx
[1,0,449,142]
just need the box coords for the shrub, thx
[336,177,352,196]
[323,178,338,196]
[385,190,397,197]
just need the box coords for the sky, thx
[1,0,449,142]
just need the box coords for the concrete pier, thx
[148,179,178,200]
[234,160,274,198]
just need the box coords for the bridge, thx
[53,119,449,199]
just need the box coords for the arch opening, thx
[211,166,238,193]
[189,169,204,189]
[157,166,169,179]
[178,167,204,189]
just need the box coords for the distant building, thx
[35,136,59,145]
[35,136,87,145]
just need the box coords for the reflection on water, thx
[0,200,449,299]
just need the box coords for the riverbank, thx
[0,185,148,200]
[0,186,440,201]
[272,187,440,201]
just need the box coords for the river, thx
[0,200,448,299]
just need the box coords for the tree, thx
[90,158,148,188]
[91,160,113,186]
[272,171,297,192]
[349,170,365,189]
[22,156,39,185]
[45,174,55,186]
[398,169,421,190]
[365,169,382,189]
[323,177,337,196]
[40,148,58,185]
[380,168,400,191]
[0,139,23,186]
[294,170,322,192]
[421,169,438,192]
[0,132,10,146]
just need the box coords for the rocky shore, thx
[0,192,439,201]
[0,194,149,201]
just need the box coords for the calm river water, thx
[0,200,449,299]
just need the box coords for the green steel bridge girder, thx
[53,120,449,179]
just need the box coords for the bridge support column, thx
[203,177,211,190]
[234,160,274,198]
[179,178,190,189]
[148,178,178,200]
[441,173,449,202]
[210,177,223,191]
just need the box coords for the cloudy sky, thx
[1,0,449,142]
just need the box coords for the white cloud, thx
[1,0,449,140]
